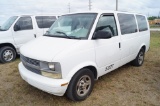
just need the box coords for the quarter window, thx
[14,17,33,30]
[136,15,148,32]
[118,13,137,35]
[95,15,118,36]
[36,16,56,28]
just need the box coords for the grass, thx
[0,31,160,106]
[150,25,160,28]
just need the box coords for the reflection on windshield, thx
[0,16,18,31]
[45,13,97,39]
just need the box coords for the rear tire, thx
[66,68,94,101]
[0,46,16,63]
[131,48,145,66]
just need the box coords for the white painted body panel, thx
[20,36,80,62]
[0,30,15,45]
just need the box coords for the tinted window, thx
[136,15,148,32]
[118,13,137,35]
[15,17,33,30]
[95,15,118,36]
[36,16,56,28]
[46,13,97,39]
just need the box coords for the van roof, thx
[62,10,145,16]
[15,14,60,17]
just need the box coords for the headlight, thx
[48,62,55,71]
[40,62,62,79]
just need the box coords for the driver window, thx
[14,17,33,31]
[96,15,118,36]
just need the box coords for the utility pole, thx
[89,0,92,11]
[158,11,160,18]
[68,3,70,13]
[116,0,118,11]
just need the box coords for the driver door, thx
[93,14,121,76]
[12,16,36,50]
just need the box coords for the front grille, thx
[23,63,41,75]
[20,55,40,66]
[20,54,41,75]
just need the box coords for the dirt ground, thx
[0,31,160,106]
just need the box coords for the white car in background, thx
[18,11,150,101]
[0,15,58,63]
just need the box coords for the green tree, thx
[148,16,158,20]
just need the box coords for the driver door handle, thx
[34,34,36,38]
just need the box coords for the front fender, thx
[65,61,98,82]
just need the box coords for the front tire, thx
[66,68,94,101]
[0,46,16,63]
[131,48,145,66]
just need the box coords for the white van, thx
[18,11,150,101]
[0,15,58,63]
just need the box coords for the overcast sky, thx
[0,0,160,25]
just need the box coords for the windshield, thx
[0,16,18,31]
[45,13,97,39]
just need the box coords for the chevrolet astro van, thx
[0,15,58,63]
[18,11,150,101]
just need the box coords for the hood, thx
[20,36,80,62]
[0,30,11,37]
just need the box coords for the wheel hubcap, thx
[3,50,13,61]
[138,51,144,65]
[76,75,91,97]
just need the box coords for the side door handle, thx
[34,34,36,38]
[119,42,121,48]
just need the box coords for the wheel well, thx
[0,43,17,53]
[141,45,146,52]
[84,66,98,79]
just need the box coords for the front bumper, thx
[18,62,68,96]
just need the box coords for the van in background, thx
[0,15,58,63]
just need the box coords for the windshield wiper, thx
[44,32,82,40]
[68,36,82,39]
[56,31,71,39]
[44,34,52,36]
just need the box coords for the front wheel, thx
[0,46,16,63]
[66,68,94,101]
[131,48,145,66]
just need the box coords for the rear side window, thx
[15,17,33,30]
[136,15,148,32]
[118,13,137,35]
[36,16,56,28]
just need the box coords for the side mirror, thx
[93,30,112,39]
[14,24,20,31]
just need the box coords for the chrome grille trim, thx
[20,55,40,67]
[20,54,41,74]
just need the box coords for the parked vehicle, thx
[0,15,58,63]
[18,11,150,101]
